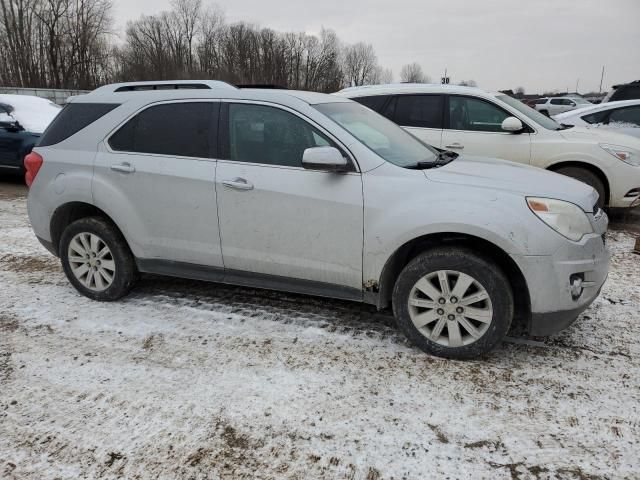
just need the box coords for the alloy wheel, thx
[408,270,493,347]
[67,232,116,292]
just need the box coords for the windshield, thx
[314,102,438,167]
[496,95,563,130]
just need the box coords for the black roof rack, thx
[114,83,212,92]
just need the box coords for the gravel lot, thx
[1,177,639,480]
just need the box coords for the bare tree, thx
[400,63,429,83]
[342,42,379,87]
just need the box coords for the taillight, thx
[24,151,43,187]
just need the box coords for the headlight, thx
[527,197,593,242]
[599,144,640,166]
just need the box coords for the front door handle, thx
[445,143,464,150]
[110,162,135,173]
[222,177,254,190]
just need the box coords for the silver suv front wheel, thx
[393,247,513,359]
[408,270,493,348]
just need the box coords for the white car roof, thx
[554,99,640,119]
[334,83,502,100]
[0,93,61,133]
[70,80,350,108]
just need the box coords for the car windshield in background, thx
[497,95,563,130]
[314,102,438,168]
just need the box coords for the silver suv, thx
[25,80,610,359]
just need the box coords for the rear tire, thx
[392,247,513,360]
[554,166,606,208]
[59,217,137,301]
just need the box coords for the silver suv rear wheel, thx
[60,217,137,301]
[68,232,116,292]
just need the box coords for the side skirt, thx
[136,258,365,303]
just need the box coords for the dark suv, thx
[602,80,640,103]
[0,94,60,176]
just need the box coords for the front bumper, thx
[510,231,610,336]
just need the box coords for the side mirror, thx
[302,147,349,172]
[501,116,523,133]
[0,120,23,132]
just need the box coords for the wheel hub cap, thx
[408,270,493,348]
[67,232,116,292]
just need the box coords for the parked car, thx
[554,100,640,139]
[533,96,592,116]
[336,84,640,209]
[0,94,61,175]
[26,80,609,359]
[601,80,640,103]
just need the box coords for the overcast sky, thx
[110,0,640,94]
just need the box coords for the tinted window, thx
[39,103,118,146]
[109,102,215,158]
[582,110,609,124]
[609,106,640,125]
[227,103,334,167]
[535,98,548,104]
[381,97,397,120]
[550,98,563,105]
[394,95,443,128]
[353,96,390,113]
[449,96,510,132]
[611,86,640,102]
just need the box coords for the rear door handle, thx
[110,162,135,173]
[222,177,254,190]
[445,143,464,150]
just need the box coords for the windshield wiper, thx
[406,151,458,170]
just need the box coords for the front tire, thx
[554,166,606,209]
[392,247,513,360]
[59,217,137,301]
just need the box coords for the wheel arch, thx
[376,232,531,333]
[50,202,123,256]
[547,160,610,206]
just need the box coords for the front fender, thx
[361,169,564,285]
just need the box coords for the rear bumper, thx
[37,236,57,256]
[511,231,610,336]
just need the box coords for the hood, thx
[425,155,598,212]
[558,125,640,149]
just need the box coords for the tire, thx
[554,166,606,208]
[59,216,137,301]
[540,109,549,116]
[392,247,513,360]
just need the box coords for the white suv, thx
[25,81,609,359]
[336,84,640,209]
[534,96,592,116]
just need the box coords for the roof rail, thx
[90,80,237,94]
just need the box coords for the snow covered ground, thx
[1,182,639,480]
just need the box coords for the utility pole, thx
[575,78,579,93]
[599,66,605,93]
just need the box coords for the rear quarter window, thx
[352,96,390,113]
[38,103,119,146]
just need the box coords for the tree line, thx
[1,0,466,92]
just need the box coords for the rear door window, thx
[394,95,444,128]
[109,102,217,158]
